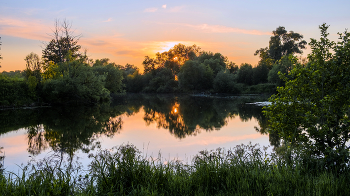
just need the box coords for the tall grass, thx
[1,143,350,195]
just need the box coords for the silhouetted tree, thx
[237,63,253,85]
[42,20,81,64]
[255,26,307,63]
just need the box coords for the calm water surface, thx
[0,94,270,173]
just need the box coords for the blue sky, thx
[1,0,350,71]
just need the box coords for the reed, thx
[1,143,349,195]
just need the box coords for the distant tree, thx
[237,63,253,85]
[119,63,139,79]
[24,52,42,81]
[27,75,38,99]
[93,59,124,94]
[255,26,307,63]
[252,64,269,84]
[42,20,81,64]
[42,60,110,105]
[124,70,145,93]
[196,52,227,76]
[143,68,178,93]
[0,37,2,68]
[268,55,296,86]
[213,70,239,93]
[178,60,213,92]
[142,56,156,74]
[227,62,239,74]
[142,43,201,75]
[0,70,25,79]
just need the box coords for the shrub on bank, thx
[0,75,32,106]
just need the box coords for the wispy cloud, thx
[80,35,149,58]
[103,18,112,22]
[144,7,158,13]
[21,8,45,16]
[168,6,185,13]
[0,17,51,40]
[146,40,203,53]
[187,24,271,35]
[80,34,203,62]
[162,4,167,9]
[152,21,270,35]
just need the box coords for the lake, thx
[0,94,271,173]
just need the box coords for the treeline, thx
[0,21,307,106]
[122,43,300,94]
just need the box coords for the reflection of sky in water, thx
[0,107,269,173]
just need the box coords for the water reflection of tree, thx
[252,105,281,150]
[0,147,4,174]
[24,105,125,157]
[27,125,48,155]
[140,95,267,139]
[0,94,272,158]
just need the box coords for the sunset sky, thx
[1,0,350,72]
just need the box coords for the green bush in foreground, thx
[1,143,350,195]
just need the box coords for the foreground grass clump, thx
[1,143,350,195]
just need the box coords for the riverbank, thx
[1,143,349,195]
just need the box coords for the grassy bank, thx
[1,143,349,195]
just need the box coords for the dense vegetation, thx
[265,24,350,170]
[0,21,308,107]
[1,143,350,195]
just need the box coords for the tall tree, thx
[24,52,42,80]
[42,20,81,64]
[237,63,253,85]
[264,24,350,168]
[142,43,201,75]
[255,26,307,63]
[0,37,2,68]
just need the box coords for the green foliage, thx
[42,60,110,105]
[42,20,81,64]
[213,70,239,93]
[0,70,25,79]
[265,24,350,169]
[178,60,213,92]
[124,70,145,93]
[196,52,227,75]
[24,52,42,79]
[3,143,350,195]
[143,68,178,93]
[42,61,62,81]
[256,26,307,63]
[27,76,38,99]
[237,63,253,85]
[227,62,239,74]
[243,83,277,94]
[268,55,296,86]
[142,43,201,75]
[0,75,31,106]
[119,63,139,79]
[92,59,124,94]
[252,64,269,84]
